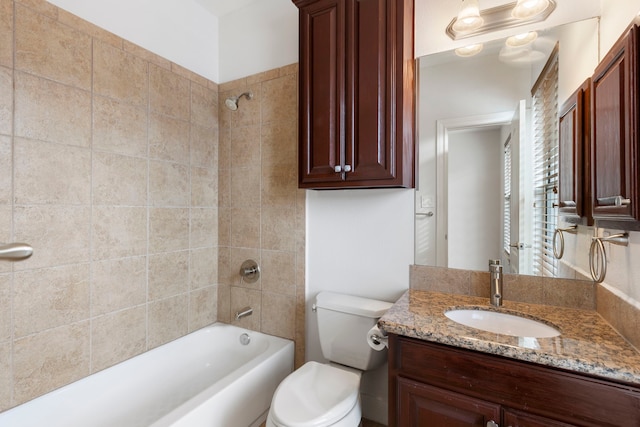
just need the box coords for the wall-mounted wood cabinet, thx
[558,79,592,225]
[590,24,640,230]
[389,334,640,427]
[293,0,415,189]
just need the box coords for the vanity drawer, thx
[390,335,640,426]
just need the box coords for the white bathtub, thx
[0,323,294,427]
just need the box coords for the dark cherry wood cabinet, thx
[293,0,415,189]
[389,334,640,427]
[590,24,640,229]
[558,79,592,225]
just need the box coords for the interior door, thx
[507,100,533,275]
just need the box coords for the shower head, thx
[225,91,253,111]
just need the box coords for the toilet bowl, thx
[266,292,393,427]
[266,362,362,427]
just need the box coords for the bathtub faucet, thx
[235,306,253,321]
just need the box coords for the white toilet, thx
[266,291,393,427]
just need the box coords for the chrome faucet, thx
[489,259,503,307]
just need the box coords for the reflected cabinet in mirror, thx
[415,18,599,277]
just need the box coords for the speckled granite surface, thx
[378,290,640,385]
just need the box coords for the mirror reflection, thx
[415,18,600,277]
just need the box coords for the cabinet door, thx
[503,408,577,427]
[558,79,592,224]
[297,0,346,186]
[591,25,639,226]
[397,377,500,427]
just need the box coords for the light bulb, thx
[505,31,538,47]
[452,0,484,33]
[455,43,484,57]
[512,0,550,19]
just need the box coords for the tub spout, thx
[235,306,253,321]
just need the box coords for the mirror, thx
[415,18,600,276]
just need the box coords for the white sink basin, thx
[445,309,560,338]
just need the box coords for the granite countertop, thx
[378,289,640,385]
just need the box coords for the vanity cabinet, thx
[590,24,640,229]
[293,0,415,189]
[558,79,592,225]
[389,334,640,426]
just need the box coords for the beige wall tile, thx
[122,40,171,69]
[190,208,217,249]
[261,250,296,296]
[218,126,231,170]
[217,207,231,247]
[93,151,147,206]
[92,207,147,260]
[14,137,91,205]
[218,168,231,208]
[231,166,260,208]
[14,205,91,271]
[262,292,295,339]
[261,169,297,208]
[149,160,190,207]
[261,74,297,124]
[0,207,11,275]
[261,206,296,252]
[409,265,471,294]
[191,83,218,129]
[148,208,190,254]
[261,120,297,169]
[231,286,261,330]
[217,283,231,323]
[93,96,147,157]
[13,322,89,405]
[91,306,146,372]
[0,274,10,342]
[226,84,261,128]
[149,64,190,120]
[171,62,209,87]
[14,72,91,147]
[148,251,189,301]
[0,0,12,68]
[56,9,123,48]
[0,66,11,135]
[190,247,218,290]
[543,277,595,310]
[149,114,190,164]
[191,167,217,208]
[148,295,188,349]
[93,40,148,107]
[0,135,11,204]
[15,5,91,90]
[503,274,545,305]
[219,247,260,288]
[14,264,90,338]
[0,342,10,410]
[230,125,261,169]
[14,0,58,19]
[230,207,260,249]
[190,124,218,168]
[189,285,218,331]
[91,257,147,316]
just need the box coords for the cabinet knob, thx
[334,165,352,173]
[334,165,342,173]
[597,195,631,207]
[344,164,352,172]
[486,421,499,427]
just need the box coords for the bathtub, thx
[0,323,294,427]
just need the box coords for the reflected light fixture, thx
[505,31,538,47]
[455,43,484,57]
[452,0,484,33]
[512,0,550,19]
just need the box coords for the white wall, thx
[218,0,298,82]
[448,128,503,270]
[47,0,220,82]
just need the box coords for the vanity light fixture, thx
[455,43,484,57]
[512,0,551,19]
[446,0,556,41]
[452,0,484,33]
[505,31,538,47]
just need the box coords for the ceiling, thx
[193,0,259,17]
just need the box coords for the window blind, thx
[503,138,512,256]
[532,48,559,277]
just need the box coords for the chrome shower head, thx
[225,91,253,111]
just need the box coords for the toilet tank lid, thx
[315,292,393,318]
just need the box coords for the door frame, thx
[435,112,514,267]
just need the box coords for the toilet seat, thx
[269,361,360,427]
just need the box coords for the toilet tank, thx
[315,292,393,371]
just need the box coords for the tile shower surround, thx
[0,0,304,411]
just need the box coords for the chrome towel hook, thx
[552,225,577,260]
[589,233,629,283]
